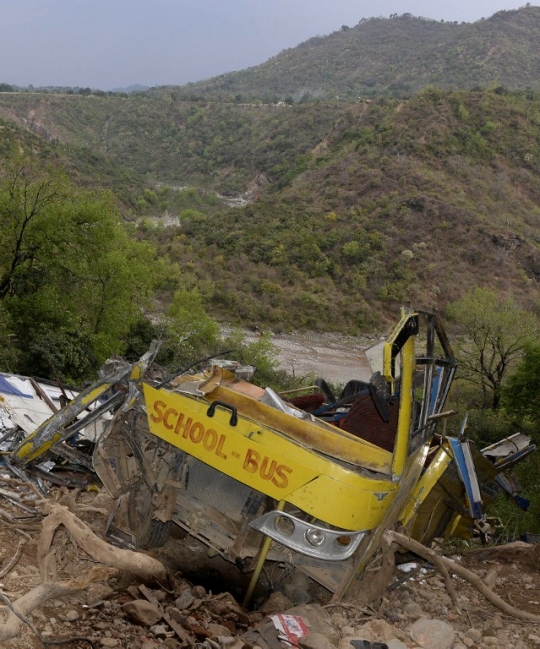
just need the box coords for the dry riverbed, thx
[245,331,386,387]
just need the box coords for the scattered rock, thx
[141,641,158,649]
[65,609,80,622]
[208,623,233,638]
[163,640,182,649]
[259,592,294,615]
[174,589,195,610]
[483,569,498,589]
[191,585,206,598]
[403,602,423,617]
[162,640,182,649]
[150,624,169,638]
[356,619,406,643]
[408,618,455,649]
[122,600,162,627]
[298,632,336,649]
[464,628,482,642]
[87,583,116,605]
[386,640,408,649]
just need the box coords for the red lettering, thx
[260,457,277,481]
[203,428,217,451]
[243,449,260,474]
[189,422,205,444]
[150,400,166,424]
[174,414,193,438]
[163,408,178,430]
[272,464,292,489]
[215,435,227,459]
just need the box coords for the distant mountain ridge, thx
[111,84,149,94]
[151,6,540,101]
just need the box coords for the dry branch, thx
[0,540,23,579]
[382,530,458,607]
[39,502,167,583]
[466,541,533,553]
[387,530,540,623]
[0,565,115,642]
[0,506,15,523]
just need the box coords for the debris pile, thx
[0,482,539,649]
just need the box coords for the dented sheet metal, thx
[0,373,116,439]
[8,343,161,466]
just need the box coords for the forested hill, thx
[0,86,540,332]
[150,6,540,102]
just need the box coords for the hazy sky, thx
[0,1,535,90]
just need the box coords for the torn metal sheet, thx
[0,371,124,488]
[0,373,113,447]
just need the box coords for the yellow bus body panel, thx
[143,384,397,530]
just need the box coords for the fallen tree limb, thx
[386,530,540,623]
[56,487,109,516]
[466,541,533,553]
[382,530,458,607]
[0,506,15,523]
[138,583,193,645]
[0,540,23,579]
[0,565,115,642]
[39,503,168,583]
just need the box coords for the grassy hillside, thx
[0,90,539,333]
[137,89,540,331]
[152,7,540,101]
[0,93,341,194]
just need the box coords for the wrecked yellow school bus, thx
[96,307,460,600]
[10,308,535,603]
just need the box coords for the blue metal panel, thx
[449,437,484,519]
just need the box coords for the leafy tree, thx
[502,342,540,427]
[447,288,538,409]
[0,157,69,300]
[0,154,158,381]
[219,329,291,389]
[156,288,221,370]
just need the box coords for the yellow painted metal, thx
[402,440,482,545]
[287,474,394,530]
[80,385,110,406]
[144,384,319,497]
[143,384,398,530]
[13,378,121,462]
[144,308,455,544]
[445,514,464,540]
[211,384,393,473]
[242,500,286,609]
[14,431,65,462]
[391,334,415,478]
[401,444,454,528]
[383,308,412,387]
[335,438,432,600]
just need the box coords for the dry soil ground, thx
[1,487,539,649]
